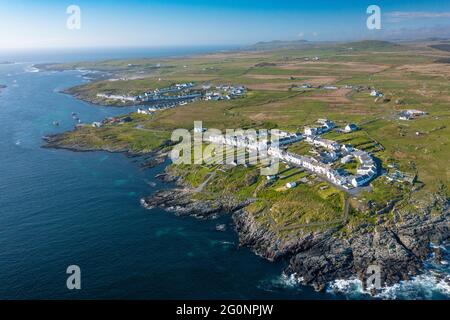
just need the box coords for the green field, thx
[50,40,450,235]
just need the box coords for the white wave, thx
[280,273,303,287]
[219,241,235,247]
[327,278,370,298]
[24,66,39,73]
[271,273,304,289]
[327,269,450,300]
[376,273,450,300]
[258,273,304,293]
[430,243,448,251]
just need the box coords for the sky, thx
[0,0,449,49]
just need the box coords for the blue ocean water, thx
[0,46,239,64]
[0,51,447,300]
[0,57,331,300]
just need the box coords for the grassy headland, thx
[45,40,450,235]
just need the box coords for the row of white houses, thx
[306,136,340,151]
[207,131,303,150]
[96,93,139,102]
[304,119,335,136]
[267,147,377,189]
[206,119,378,189]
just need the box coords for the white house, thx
[309,137,340,151]
[304,127,318,136]
[137,108,151,115]
[370,90,383,97]
[286,182,297,189]
[351,175,372,187]
[344,123,359,133]
[341,144,354,153]
[341,155,354,164]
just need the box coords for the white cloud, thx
[364,25,450,40]
[386,11,450,19]
[298,32,304,37]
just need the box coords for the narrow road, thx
[194,171,217,193]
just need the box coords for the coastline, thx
[41,107,449,295]
[48,126,447,294]
[139,165,449,292]
[38,40,450,297]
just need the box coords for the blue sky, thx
[0,0,449,49]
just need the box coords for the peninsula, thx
[43,40,450,293]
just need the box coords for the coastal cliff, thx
[43,121,449,294]
[43,132,449,293]
[40,41,450,295]
[141,168,449,293]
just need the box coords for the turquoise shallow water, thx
[0,52,447,300]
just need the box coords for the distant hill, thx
[248,40,311,50]
[339,40,402,52]
[246,39,403,52]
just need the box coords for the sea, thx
[0,47,448,299]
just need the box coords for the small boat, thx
[52,121,59,126]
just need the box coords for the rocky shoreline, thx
[142,169,450,293]
[43,136,449,294]
[42,133,169,169]
[62,87,135,107]
[43,133,129,153]
[141,172,255,219]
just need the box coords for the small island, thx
[43,40,450,293]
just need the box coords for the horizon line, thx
[1,37,448,52]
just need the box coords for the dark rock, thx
[143,167,449,294]
[141,188,254,219]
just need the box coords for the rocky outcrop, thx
[286,211,449,291]
[232,202,449,292]
[42,134,129,153]
[141,188,254,219]
[144,175,449,292]
[42,134,170,166]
